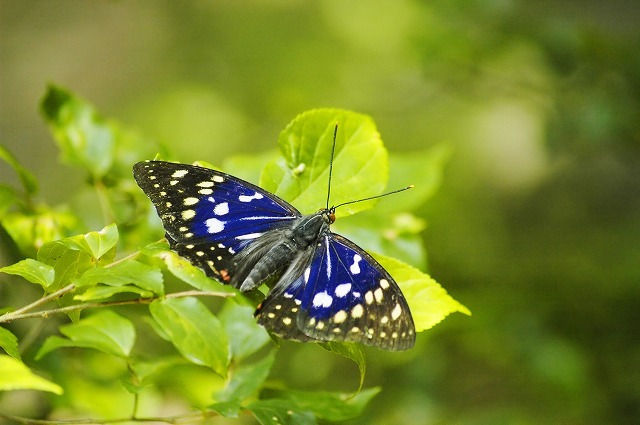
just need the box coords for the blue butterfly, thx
[133,143,415,350]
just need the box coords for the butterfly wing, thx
[256,233,416,351]
[133,161,301,285]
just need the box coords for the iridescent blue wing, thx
[133,161,300,285]
[256,233,416,351]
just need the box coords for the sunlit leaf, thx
[376,254,471,332]
[261,109,388,217]
[149,297,229,376]
[36,310,136,359]
[0,328,20,360]
[0,355,62,394]
[63,223,119,260]
[0,259,55,289]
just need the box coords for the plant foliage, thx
[0,85,468,424]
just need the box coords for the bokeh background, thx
[2,1,640,424]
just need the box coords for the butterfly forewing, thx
[133,161,300,284]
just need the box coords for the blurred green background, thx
[1,1,639,424]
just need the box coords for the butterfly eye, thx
[328,212,336,224]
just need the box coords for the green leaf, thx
[248,387,380,424]
[36,310,136,359]
[40,84,115,177]
[0,327,20,360]
[37,240,94,291]
[0,259,55,289]
[149,297,229,376]
[218,300,271,360]
[320,342,366,392]
[76,260,164,296]
[279,387,381,422]
[375,254,471,332]
[214,351,276,416]
[64,223,119,260]
[0,355,62,394]
[248,399,317,425]
[74,285,154,301]
[143,244,234,294]
[0,144,38,195]
[260,109,388,217]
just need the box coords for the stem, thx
[1,284,76,320]
[0,290,234,323]
[0,409,218,425]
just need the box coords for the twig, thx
[0,408,220,425]
[0,290,234,323]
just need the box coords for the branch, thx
[0,408,221,425]
[0,290,234,323]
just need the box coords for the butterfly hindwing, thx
[256,233,416,351]
[133,161,301,285]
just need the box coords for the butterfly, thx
[133,135,415,351]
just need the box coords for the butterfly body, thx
[134,160,415,350]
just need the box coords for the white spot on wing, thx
[238,192,264,202]
[333,310,347,323]
[391,303,402,320]
[205,218,225,233]
[334,283,351,298]
[183,197,199,206]
[214,202,229,215]
[171,169,188,178]
[236,232,262,240]
[349,254,362,275]
[304,267,311,283]
[312,291,333,308]
[181,210,195,220]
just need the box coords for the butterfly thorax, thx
[231,211,331,292]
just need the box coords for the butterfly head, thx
[319,207,336,225]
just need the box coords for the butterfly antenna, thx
[333,185,415,210]
[326,123,339,210]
